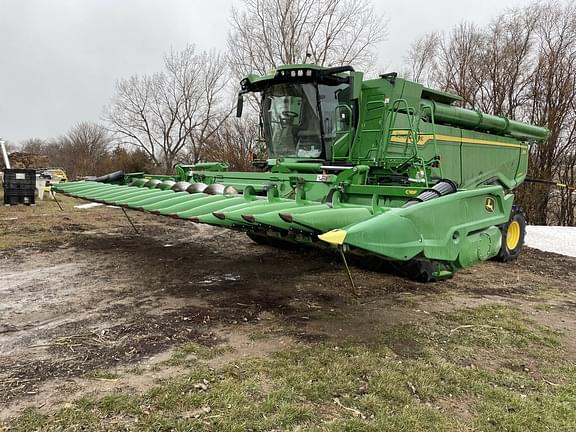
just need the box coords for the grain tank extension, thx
[55,65,548,281]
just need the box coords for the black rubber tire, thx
[495,205,527,262]
[246,232,269,245]
[397,259,455,283]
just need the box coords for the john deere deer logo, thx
[485,197,496,213]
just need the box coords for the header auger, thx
[55,64,549,282]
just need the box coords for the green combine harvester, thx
[55,65,549,281]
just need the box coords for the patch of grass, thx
[7,304,576,431]
[0,193,125,250]
[166,342,232,366]
[531,284,571,301]
[8,402,100,432]
[429,305,562,369]
[247,324,286,341]
[86,370,121,380]
[126,365,146,375]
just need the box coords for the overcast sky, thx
[0,0,543,143]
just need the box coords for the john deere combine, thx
[55,65,548,281]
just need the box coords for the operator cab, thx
[237,65,358,162]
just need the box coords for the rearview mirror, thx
[350,71,364,100]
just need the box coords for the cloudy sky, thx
[0,0,539,143]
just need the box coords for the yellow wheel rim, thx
[506,220,521,250]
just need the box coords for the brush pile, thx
[0,152,51,169]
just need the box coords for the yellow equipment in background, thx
[41,168,68,192]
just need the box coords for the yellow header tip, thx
[318,229,347,245]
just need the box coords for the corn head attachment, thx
[55,65,548,281]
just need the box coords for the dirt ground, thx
[1,194,575,426]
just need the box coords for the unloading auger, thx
[54,65,549,281]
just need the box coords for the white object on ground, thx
[73,202,120,209]
[74,203,104,209]
[525,225,576,258]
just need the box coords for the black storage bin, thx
[3,168,36,205]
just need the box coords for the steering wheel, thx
[281,110,298,118]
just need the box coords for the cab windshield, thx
[261,82,352,159]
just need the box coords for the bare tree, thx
[20,138,49,154]
[48,122,112,178]
[406,14,538,114]
[227,0,387,78]
[106,145,155,174]
[520,2,576,224]
[404,2,576,226]
[473,8,539,117]
[105,45,230,172]
[554,143,576,226]
[404,32,440,85]
[434,22,484,107]
[203,117,265,171]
